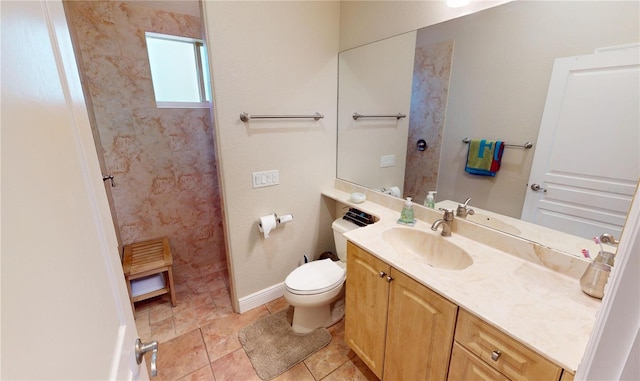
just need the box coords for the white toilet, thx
[284,217,359,334]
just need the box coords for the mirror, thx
[337,1,639,256]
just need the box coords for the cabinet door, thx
[449,343,509,381]
[345,242,391,379]
[383,268,458,381]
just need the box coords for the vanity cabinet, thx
[344,241,390,378]
[345,241,575,381]
[449,342,509,381]
[451,309,562,381]
[345,242,458,380]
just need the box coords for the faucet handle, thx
[456,198,475,217]
[599,233,619,246]
[438,208,454,220]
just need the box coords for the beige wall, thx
[337,31,416,194]
[65,1,227,281]
[202,1,340,308]
[339,0,510,51]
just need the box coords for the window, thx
[145,32,212,108]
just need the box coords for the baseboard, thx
[238,282,284,313]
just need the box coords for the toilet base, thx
[286,287,345,335]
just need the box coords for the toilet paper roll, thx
[278,214,293,224]
[258,214,277,238]
[389,186,401,198]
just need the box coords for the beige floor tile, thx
[265,296,290,314]
[150,303,174,324]
[321,355,379,381]
[272,362,315,381]
[200,306,270,362]
[148,329,210,381]
[211,348,261,381]
[206,276,227,292]
[174,309,199,337]
[304,319,355,380]
[150,316,177,343]
[195,301,226,327]
[211,288,232,309]
[176,364,215,381]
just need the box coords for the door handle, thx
[135,338,158,377]
[530,183,547,192]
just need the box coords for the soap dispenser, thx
[425,191,437,209]
[399,197,415,225]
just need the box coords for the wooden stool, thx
[123,237,176,312]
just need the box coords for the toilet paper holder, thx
[277,213,294,224]
[258,213,294,238]
[258,213,294,229]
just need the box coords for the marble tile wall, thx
[64,1,225,276]
[404,40,454,205]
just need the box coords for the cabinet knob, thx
[491,350,501,361]
[379,271,387,278]
[386,275,394,283]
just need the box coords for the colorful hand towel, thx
[465,139,504,176]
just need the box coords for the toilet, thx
[284,217,359,334]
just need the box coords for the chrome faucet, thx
[431,208,454,237]
[456,197,475,217]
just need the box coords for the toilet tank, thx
[332,218,360,262]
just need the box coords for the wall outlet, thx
[380,154,395,168]
[252,170,279,188]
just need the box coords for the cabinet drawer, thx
[449,342,509,381]
[560,370,575,381]
[455,309,561,381]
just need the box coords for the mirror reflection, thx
[337,1,639,256]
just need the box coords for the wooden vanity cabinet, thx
[345,241,390,378]
[345,242,458,380]
[449,342,509,381]
[452,309,562,381]
[345,242,573,381]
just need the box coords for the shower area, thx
[63,1,226,290]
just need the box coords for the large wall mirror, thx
[337,1,639,257]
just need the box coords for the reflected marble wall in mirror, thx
[337,1,640,256]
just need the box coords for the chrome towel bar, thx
[462,137,533,149]
[352,112,406,120]
[240,112,324,122]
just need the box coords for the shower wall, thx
[403,39,454,205]
[64,1,225,277]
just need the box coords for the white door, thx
[521,46,640,239]
[1,1,146,379]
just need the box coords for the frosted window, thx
[145,32,211,107]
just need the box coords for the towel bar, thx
[462,137,533,149]
[352,112,406,120]
[240,112,324,122]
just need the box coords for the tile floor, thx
[134,265,378,380]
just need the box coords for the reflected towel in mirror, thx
[465,139,504,176]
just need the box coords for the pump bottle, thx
[399,197,415,224]
[425,191,437,209]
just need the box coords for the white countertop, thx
[323,188,601,373]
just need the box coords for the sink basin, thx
[466,213,522,236]
[382,228,473,270]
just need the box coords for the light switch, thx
[252,170,280,188]
[380,154,395,168]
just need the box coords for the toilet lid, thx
[285,259,346,295]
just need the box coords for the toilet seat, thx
[285,259,345,295]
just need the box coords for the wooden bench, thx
[123,237,176,312]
